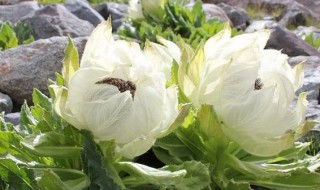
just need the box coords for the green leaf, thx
[19,102,38,135]
[32,89,52,111]
[119,161,211,190]
[62,37,79,87]
[36,168,89,190]
[81,131,120,190]
[0,156,35,190]
[250,171,320,190]
[21,132,82,158]
[0,23,18,51]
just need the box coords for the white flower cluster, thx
[52,19,308,159]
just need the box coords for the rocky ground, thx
[0,0,319,130]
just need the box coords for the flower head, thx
[174,25,308,156]
[128,0,167,21]
[51,19,178,159]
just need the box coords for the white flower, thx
[177,26,308,156]
[128,0,144,19]
[51,19,178,159]
[128,0,167,21]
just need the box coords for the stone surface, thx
[217,3,250,30]
[246,20,320,57]
[64,0,104,26]
[0,36,87,105]
[4,112,20,126]
[0,1,39,23]
[278,2,318,28]
[0,92,13,114]
[202,0,249,8]
[21,4,94,40]
[94,3,128,31]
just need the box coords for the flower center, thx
[254,78,263,90]
[96,77,136,98]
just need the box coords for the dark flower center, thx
[254,78,263,90]
[96,77,136,98]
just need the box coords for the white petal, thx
[144,41,174,80]
[128,0,144,19]
[292,61,305,91]
[157,36,181,63]
[81,19,114,68]
[116,136,155,159]
[153,85,179,136]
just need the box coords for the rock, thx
[186,3,231,23]
[202,0,249,8]
[217,3,250,30]
[278,2,318,28]
[4,112,20,126]
[64,0,104,26]
[0,36,87,105]
[94,3,128,31]
[294,26,320,41]
[0,92,13,114]
[246,20,320,57]
[295,0,320,21]
[0,1,39,23]
[289,56,320,102]
[21,4,94,40]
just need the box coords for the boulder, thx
[0,92,13,114]
[0,1,39,23]
[4,112,20,126]
[21,4,94,40]
[278,2,318,28]
[217,3,250,30]
[64,0,104,26]
[94,3,128,31]
[202,0,249,8]
[0,36,87,105]
[246,20,320,57]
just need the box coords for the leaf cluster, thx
[0,22,34,51]
[118,0,239,49]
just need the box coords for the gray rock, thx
[0,92,13,114]
[4,112,20,126]
[0,1,39,23]
[294,26,320,41]
[0,36,87,105]
[278,2,318,28]
[64,0,104,26]
[217,3,250,30]
[94,3,128,31]
[295,0,320,22]
[21,4,94,40]
[202,0,249,8]
[289,56,320,102]
[246,21,320,57]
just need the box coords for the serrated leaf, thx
[32,89,52,111]
[0,156,35,190]
[0,23,18,51]
[119,161,211,190]
[36,168,89,190]
[81,131,120,190]
[21,132,82,158]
